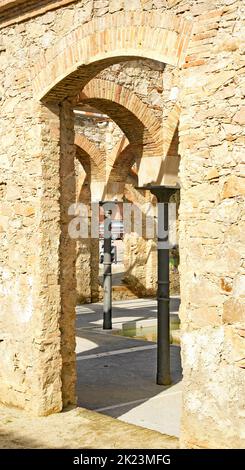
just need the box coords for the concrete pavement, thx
[76,298,182,438]
[0,298,182,450]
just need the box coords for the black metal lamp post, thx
[99,201,115,330]
[137,185,180,385]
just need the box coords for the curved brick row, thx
[76,78,163,157]
[75,132,136,186]
[75,133,105,181]
[31,11,193,102]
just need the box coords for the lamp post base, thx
[157,374,172,386]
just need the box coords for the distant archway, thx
[75,79,163,157]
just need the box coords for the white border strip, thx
[95,391,182,412]
[77,344,156,361]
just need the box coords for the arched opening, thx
[32,11,192,102]
[73,96,181,436]
[1,0,243,450]
[32,10,191,434]
[73,85,170,309]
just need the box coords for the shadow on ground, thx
[75,298,182,437]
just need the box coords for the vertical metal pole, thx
[157,202,171,385]
[137,184,179,386]
[103,209,112,329]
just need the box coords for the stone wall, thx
[0,0,244,448]
[177,0,245,448]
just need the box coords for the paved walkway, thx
[0,298,181,449]
[76,298,182,438]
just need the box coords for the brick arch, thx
[105,102,181,184]
[75,134,105,181]
[32,11,192,102]
[111,143,137,182]
[106,135,130,177]
[75,79,163,157]
[75,133,136,187]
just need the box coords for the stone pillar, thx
[59,101,77,408]
[90,237,100,303]
[76,237,92,304]
[0,99,64,415]
[123,235,157,297]
[76,234,99,304]
[31,102,64,415]
[123,185,157,297]
[26,100,77,413]
[75,161,92,304]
